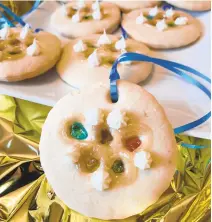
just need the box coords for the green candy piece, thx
[112,159,124,174]
[145,15,154,20]
[83,15,93,20]
[168,22,176,27]
[71,122,88,140]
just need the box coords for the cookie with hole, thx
[39,80,177,220]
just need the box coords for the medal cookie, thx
[50,1,121,38]
[40,80,177,220]
[0,25,61,82]
[103,0,161,13]
[122,7,201,49]
[57,31,152,88]
[166,1,211,11]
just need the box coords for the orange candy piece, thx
[125,136,141,152]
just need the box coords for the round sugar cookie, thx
[166,1,211,11]
[0,27,61,82]
[57,34,152,88]
[122,8,201,49]
[50,2,121,38]
[40,80,177,220]
[103,0,161,13]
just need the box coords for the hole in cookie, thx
[111,159,125,173]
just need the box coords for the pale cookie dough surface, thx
[57,34,152,88]
[166,1,211,11]
[40,80,177,220]
[122,8,201,49]
[103,0,161,12]
[0,28,61,82]
[50,2,121,38]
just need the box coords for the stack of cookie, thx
[0,0,209,85]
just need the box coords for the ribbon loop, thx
[109,52,211,145]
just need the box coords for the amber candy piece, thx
[86,157,100,172]
[100,129,113,144]
[125,136,141,152]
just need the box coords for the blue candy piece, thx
[71,122,88,140]
[146,15,154,20]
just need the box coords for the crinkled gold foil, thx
[0,95,210,222]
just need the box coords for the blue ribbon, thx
[162,3,174,11]
[0,1,40,29]
[0,3,26,26]
[120,25,128,39]
[109,52,211,148]
[0,11,15,28]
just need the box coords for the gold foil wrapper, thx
[0,95,210,222]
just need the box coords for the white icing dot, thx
[90,162,111,191]
[0,23,10,40]
[165,8,174,18]
[156,19,168,31]
[134,151,152,170]
[97,29,111,46]
[92,0,100,10]
[107,110,128,130]
[72,10,81,23]
[87,49,100,67]
[26,38,40,56]
[115,36,126,51]
[136,12,147,24]
[174,17,188,26]
[77,0,85,9]
[20,24,31,40]
[84,108,104,126]
[149,6,158,17]
[73,40,87,52]
[62,3,68,16]
[92,6,102,20]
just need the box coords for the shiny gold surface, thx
[0,95,211,222]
